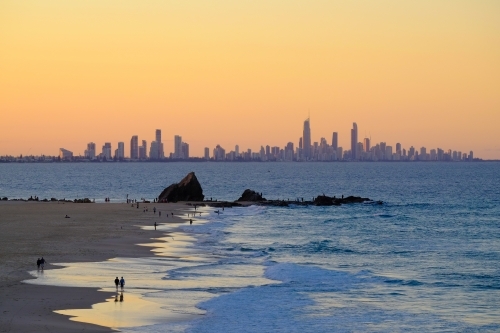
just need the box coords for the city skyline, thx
[1,1,499,159]
[0,118,480,162]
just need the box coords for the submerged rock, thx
[158,172,205,202]
[237,189,266,202]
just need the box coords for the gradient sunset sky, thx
[1,1,499,159]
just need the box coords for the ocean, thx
[3,162,500,332]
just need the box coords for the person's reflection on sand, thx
[120,292,124,302]
[114,294,118,302]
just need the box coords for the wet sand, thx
[0,201,192,333]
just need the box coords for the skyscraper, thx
[155,129,163,158]
[85,142,96,159]
[351,123,358,160]
[181,142,189,159]
[139,140,147,159]
[303,118,311,160]
[130,135,138,159]
[102,142,112,160]
[155,129,161,144]
[332,132,338,151]
[117,142,124,159]
[363,138,370,152]
[174,135,182,158]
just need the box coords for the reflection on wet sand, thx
[24,210,274,330]
[56,291,199,329]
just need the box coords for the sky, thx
[1,0,499,159]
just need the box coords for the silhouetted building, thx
[130,135,138,159]
[303,118,311,160]
[85,142,96,160]
[351,123,358,160]
[332,132,338,150]
[59,148,73,160]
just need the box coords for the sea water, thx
[4,162,500,331]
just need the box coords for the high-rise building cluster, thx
[2,119,477,162]
[205,119,475,162]
[80,129,189,161]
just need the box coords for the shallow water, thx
[15,162,500,331]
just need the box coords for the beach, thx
[0,201,192,333]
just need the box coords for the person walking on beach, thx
[153,207,156,214]
[36,258,41,270]
[114,277,119,291]
[40,257,46,270]
[154,222,157,230]
[120,277,125,291]
[159,211,161,217]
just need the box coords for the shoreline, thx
[0,201,194,332]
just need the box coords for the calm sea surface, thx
[4,162,500,332]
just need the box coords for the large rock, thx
[313,195,339,206]
[313,194,371,206]
[237,189,266,202]
[158,172,204,202]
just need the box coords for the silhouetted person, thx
[40,257,46,270]
[154,222,157,230]
[190,219,192,225]
[114,277,119,291]
[36,258,41,270]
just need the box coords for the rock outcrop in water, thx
[237,189,266,202]
[158,172,204,202]
[313,195,371,206]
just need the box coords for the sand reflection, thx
[25,210,274,329]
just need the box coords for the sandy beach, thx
[0,201,193,333]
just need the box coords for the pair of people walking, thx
[36,257,46,270]
[114,276,125,291]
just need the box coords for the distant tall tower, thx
[130,135,138,159]
[351,123,358,160]
[174,135,182,158]
[303,118,311,160]
[155,129,163,158]
[85,142,96,159]
[140,140,147,159]
[332,132,338,150]
[363,138,370,152]
[117,142,125,159]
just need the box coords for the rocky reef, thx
[236,189,266,202]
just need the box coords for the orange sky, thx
[1,1,499,159]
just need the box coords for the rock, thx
[237,189,266,202]
[339,196,370,204]
[1,197,7,201]
[313,195,338,206]
[158,172,204,202]
[314,195,371,206]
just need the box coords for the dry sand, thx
[0,201,193,333]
